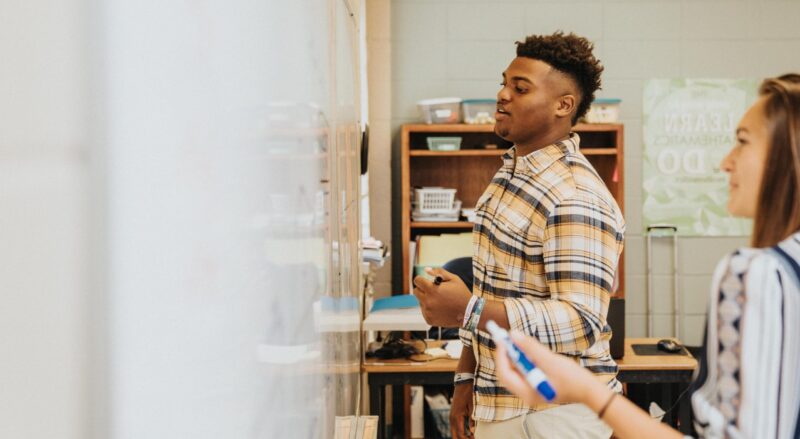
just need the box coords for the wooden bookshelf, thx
[400,123,625,296]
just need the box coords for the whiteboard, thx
[104,1,362,437]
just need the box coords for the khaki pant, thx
[474,404,612,439]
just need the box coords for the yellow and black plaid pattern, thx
[461,134,625,422]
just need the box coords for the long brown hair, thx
[752,74,800,247]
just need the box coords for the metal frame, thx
[646,224,680,339]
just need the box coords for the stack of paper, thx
[363,295,430,331]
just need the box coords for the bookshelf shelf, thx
[409,149,503,157]
[410,221,473,229]
[580,148,618,156]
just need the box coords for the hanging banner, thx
[642,79,757,236]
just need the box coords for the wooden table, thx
[363,338,697,439]
[615,338,697,433]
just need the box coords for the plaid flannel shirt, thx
[460,133,625,422]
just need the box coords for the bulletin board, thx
[642,79,758,236]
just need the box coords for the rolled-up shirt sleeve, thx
[458,327,473,348]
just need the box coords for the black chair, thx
[427,256,472,339]
[442,256,473,292]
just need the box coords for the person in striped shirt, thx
[413,32,624,439]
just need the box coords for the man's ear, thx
[555,94,577,119]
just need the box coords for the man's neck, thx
[514,128,572,157]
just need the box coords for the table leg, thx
[660,383,674,426]
[677,383,693,434]
[371,383,385,439]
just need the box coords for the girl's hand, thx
[495,331,600,406]
[497,332,685,439]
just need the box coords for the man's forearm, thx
[476,301,509,331]
[456,343,476,373]
[497,297,605,353]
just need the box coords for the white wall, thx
[366,0,394,294]
[0,0,92,437]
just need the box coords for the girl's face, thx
[721,97,771,218]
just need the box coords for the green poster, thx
[642,79,757,236]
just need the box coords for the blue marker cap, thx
[535,375,556,401]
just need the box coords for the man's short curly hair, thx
[516,32,603,124]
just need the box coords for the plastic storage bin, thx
[417,97,462,124]
[412,199,461,222]
[414,187,457,214]
[426,136,462,151]
[586,98,621,123]
[463,99,496,124]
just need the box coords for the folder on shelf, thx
[416,232,472,269]
[441,232,472,259]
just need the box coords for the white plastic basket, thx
[412,200,462,222]
[414,188,457,214]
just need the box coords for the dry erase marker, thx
[423,266,443,285]
[486,320,556,402]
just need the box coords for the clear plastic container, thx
[462,99,496,124]
[585,98,621,123]
[426,136,462,151]
[417,97,462,124]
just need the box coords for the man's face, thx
[494,57,565,146]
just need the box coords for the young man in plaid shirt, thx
[414,32,624,439]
